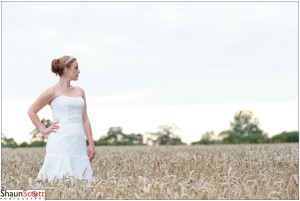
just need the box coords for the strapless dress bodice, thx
[50,96,84,123]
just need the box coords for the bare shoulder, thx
[33,86,56,106]
[41,86,56,98]
[72,86,85,97]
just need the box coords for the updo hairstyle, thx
[51,55,77,76]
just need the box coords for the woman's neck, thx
[58,77,71,89]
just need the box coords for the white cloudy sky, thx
[2,1,298,144]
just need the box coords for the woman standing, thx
[27,55,95,182]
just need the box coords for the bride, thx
[27,55,95,182]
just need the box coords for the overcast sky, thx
[2,1,298,144]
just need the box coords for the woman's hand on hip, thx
[41,121,60,135]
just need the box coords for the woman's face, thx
[65,61,80,81]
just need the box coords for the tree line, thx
[2,110,298,148]
[191,110,298,145]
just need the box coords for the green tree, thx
[201,131,215,140]
[157,124,185,145]
[158,124,179,135]
[218,130,231,140]
[99,127,143,145]
[127,133,143,145]
[1,133,6,145]
[230,110,264,135]
[101,127,125,143]
[191,131,222,145]
[1,133,18,148]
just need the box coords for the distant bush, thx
[94,139,111,146]
[222,133,269,144]
[271,131,298,143]
[19,142,29,147]
[113,141,135,146]
[222,133,241,144]
[169,139,187,145]
[1,136,18,148]
[2,143,18,148]
[29,141,46,147]
[191,139,221,145]
[247,134,270,143]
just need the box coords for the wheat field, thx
[1,143,298,199]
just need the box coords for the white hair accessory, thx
[64,55,74,64]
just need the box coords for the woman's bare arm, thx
[81,89,96,161]
[27,87,59,133]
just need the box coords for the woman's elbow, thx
[27,109,32,117]
[27,108,35,117]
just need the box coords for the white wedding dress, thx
[37,95,93,182]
